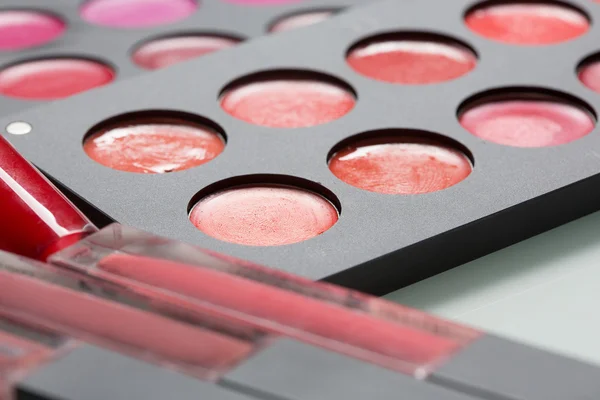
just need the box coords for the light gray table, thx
[385,209,600,366]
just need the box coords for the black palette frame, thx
[0,0,364,115]
[5,0,600,295]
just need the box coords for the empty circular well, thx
[346,33,477,85]
[132,35,241,70]
[80,0,198,28]
[84,112,225,174]
[0,58,115,100]
[0,10,66,51]
[459,89,595,147]
[464,1,589,45]
[220,70,356,128]
[328,130,473,195]
[189,178,339,246]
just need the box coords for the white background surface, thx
[385,210,600,366]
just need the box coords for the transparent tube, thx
[50,224,481,377]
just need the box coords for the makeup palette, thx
[1,130,600,400]
[6,0,600,295]
[0,0,364,115]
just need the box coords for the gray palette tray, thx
[5,0,600,295]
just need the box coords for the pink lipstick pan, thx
[5,0,600,297]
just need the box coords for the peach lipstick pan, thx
[0,133,599,400]
[5,0,600,296]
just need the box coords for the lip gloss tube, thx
[0,250,261,381]
[0,314,259,400]
[50,224,477,376]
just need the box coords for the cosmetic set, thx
[0,0,364,116]
[4,0,600,296]
[0,132,599,400]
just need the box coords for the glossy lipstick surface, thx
[189,185,339,246]
[0,59,115,100]
[133,36,240,70]
[83,117,225,174]
[460,99,595,147]
[329,135,472,194]
[80,0,198,28]
[220,78,355,128]
[465,3,589,45]
[346,38,477,84]
[0,11,65,51]
[0,135,96,261]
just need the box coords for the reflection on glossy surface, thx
[80,0,197,28]
[460,100,594,147]
[347,39,477,84]
[189,185,339,246]
[0,11,65,50]
[133,35,239,70]
[0,136,95,260]
[465,3,589,45]
[221,79,355,128]
[84,119,225,174]
[329,136,472,194]
[270,10,334,32]
[0,59,115,100]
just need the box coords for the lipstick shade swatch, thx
[83,118,225,174]
[133,36,240,70]
[346,38,477,84]
[221,78,355,128]
[189,185,339,246]
[0,59,115,100]
[269,10,335,32]
[460,99,595,147]
[578,59,600,94]
[80,0,198,28]
[329,135,472,194]
[464,3,589,45]
[0,11,65,51]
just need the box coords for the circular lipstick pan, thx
[268,9,338,33]
[578,54,600,94]
[83,112,226,174]
[464,1,590,45]
[346,33,478,85]
[80,0,198,29]
[188,178,340,246]
[132,34,242,70]
[458,89,596,148]
[328,130,473,195]
[219,70,356,128]
[0,10,66,51]
[0,58,115,100]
